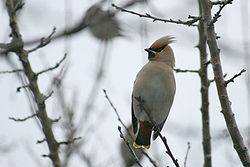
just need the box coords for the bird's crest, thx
[150,36,175,50]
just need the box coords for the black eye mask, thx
[150,44,167,52]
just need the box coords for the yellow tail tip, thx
[133,142,150,149]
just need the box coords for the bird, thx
[132,36,176,149]
[83,4,123,41]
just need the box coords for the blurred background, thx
[0,0,249,166]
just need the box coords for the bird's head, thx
[145,36,175,67]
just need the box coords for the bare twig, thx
[211,0,233,5]
[103,89,127,130]
[16,84,29,92]
[199,0,250,166]
[103,89,158,167]
[37,139,46,144]
[174,68,199,73]
[27,27,56,53]
[112,4,200,26]
[51,116,61,123]
[224,69,246,87]
[134,96,180,167]
[14,1,25,13]
[209,0,233,25]
[118,126,143,167]
[184,142,191,167]
[9,113,37,122]
[0,69,23,74]
[58,137,82,146]
[43,91,54,102]
[36,54,67,76]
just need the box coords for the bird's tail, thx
[133,121,153,149]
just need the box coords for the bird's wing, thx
[131,94,138,134]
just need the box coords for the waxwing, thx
[132,36,176,149]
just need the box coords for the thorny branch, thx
[103,89,158,167]
[224,69,246,87]
[118,126,143,167]
[134,96,180,167]
[112,4,200,27]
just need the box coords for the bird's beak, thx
[145,48,157,60]
[144,48,151,53]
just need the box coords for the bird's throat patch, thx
[148,52,155,59]
[148,52,159,60]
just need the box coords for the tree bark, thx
[197,1,212,166]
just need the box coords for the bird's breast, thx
[132,67,175,123]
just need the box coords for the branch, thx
[118,126,143,167]
[199,0,250,166]
[197,1,212,166]
[211,0,233,5]
[5,0,61,166]
[112,4,200,26]
[209,0,233,25]
[43,91,54,102]
[174,68,199,73]
[103,89,128,130]
[51,116,61,123]
[103,89,158,167]
[184,142,191,167]
[0,69,23,74]
[27,27,56,53]
[134,96,180,167]
[37,139,46,144]
[16,84,29,92]
[58,137,82,146]
[224,69,246,87]
[14,1,25,13]
[36,54,67,76]
[9,113,37,122]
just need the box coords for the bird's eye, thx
[150,45,167,52]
